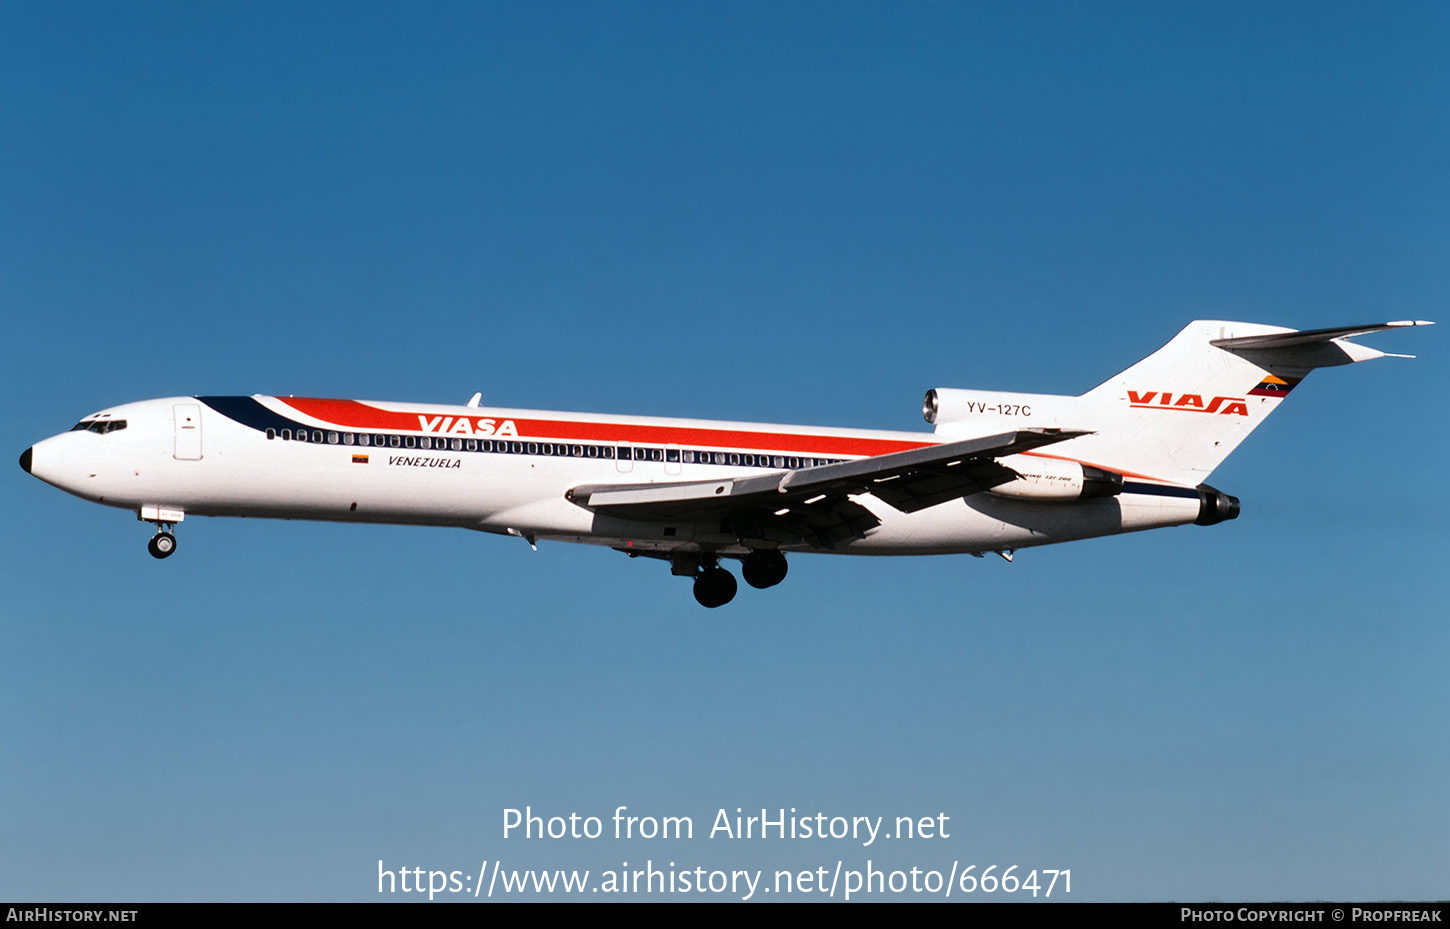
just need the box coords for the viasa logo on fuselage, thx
[1126,391,1250,416]
[417,415,520,437]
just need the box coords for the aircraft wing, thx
[567,428,1089,548]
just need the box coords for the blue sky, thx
[3,1,1447,902]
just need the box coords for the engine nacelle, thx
[987,456,1123,501]
[1194,484,1241,525]
[923,388,1076,431]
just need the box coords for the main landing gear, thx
[685,550,790,608]
[741,550,788,589]
[693,566,737,609]
[147,528,178,559]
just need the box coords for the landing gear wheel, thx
[148,531,177,559]
[742,550,788,589]
[693,566,738,608]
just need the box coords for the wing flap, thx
[567,428,1090,546]
[866,459,1021,513]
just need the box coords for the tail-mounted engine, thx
[923,387,1074,429]
[1195,484,1241,525]
[987,457,1124,501]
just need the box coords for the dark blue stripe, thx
[1122,481,1199,499]
[197,396,304,433]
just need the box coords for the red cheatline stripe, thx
[274,397,933,458]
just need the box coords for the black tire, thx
[693,566,738,608]
[741,550,788,589]
[148,532,177,559]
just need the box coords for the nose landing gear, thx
[138,507,184,560]
[147,530,178,559]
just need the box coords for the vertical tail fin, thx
[1074,319,1431,484]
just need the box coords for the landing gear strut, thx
[692,566,738,608]
[147,530,178,559]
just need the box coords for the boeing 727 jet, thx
[19,320,1431,606]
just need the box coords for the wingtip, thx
[1386,320,1435,327]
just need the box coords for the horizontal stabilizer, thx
[1210,320,1434,349]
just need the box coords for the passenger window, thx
[405,436,416,448]
[267,428,276,440]
[451,438,462,451]
[466,439,477,451]
[328,432,339,444]
[572,445,584,457]
[420,437,432,449]
[359,434,370,447]
[390,435,400,448]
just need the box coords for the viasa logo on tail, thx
[1126,391,1249,415]
[1127,377,1299,415]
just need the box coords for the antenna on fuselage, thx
[466,392,482,408]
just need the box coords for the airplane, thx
[18,319,1432,607]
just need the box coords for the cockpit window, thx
[72,419,127,434]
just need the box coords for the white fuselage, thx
[23,394,1205,557]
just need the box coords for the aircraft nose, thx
[19,446,31,474]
